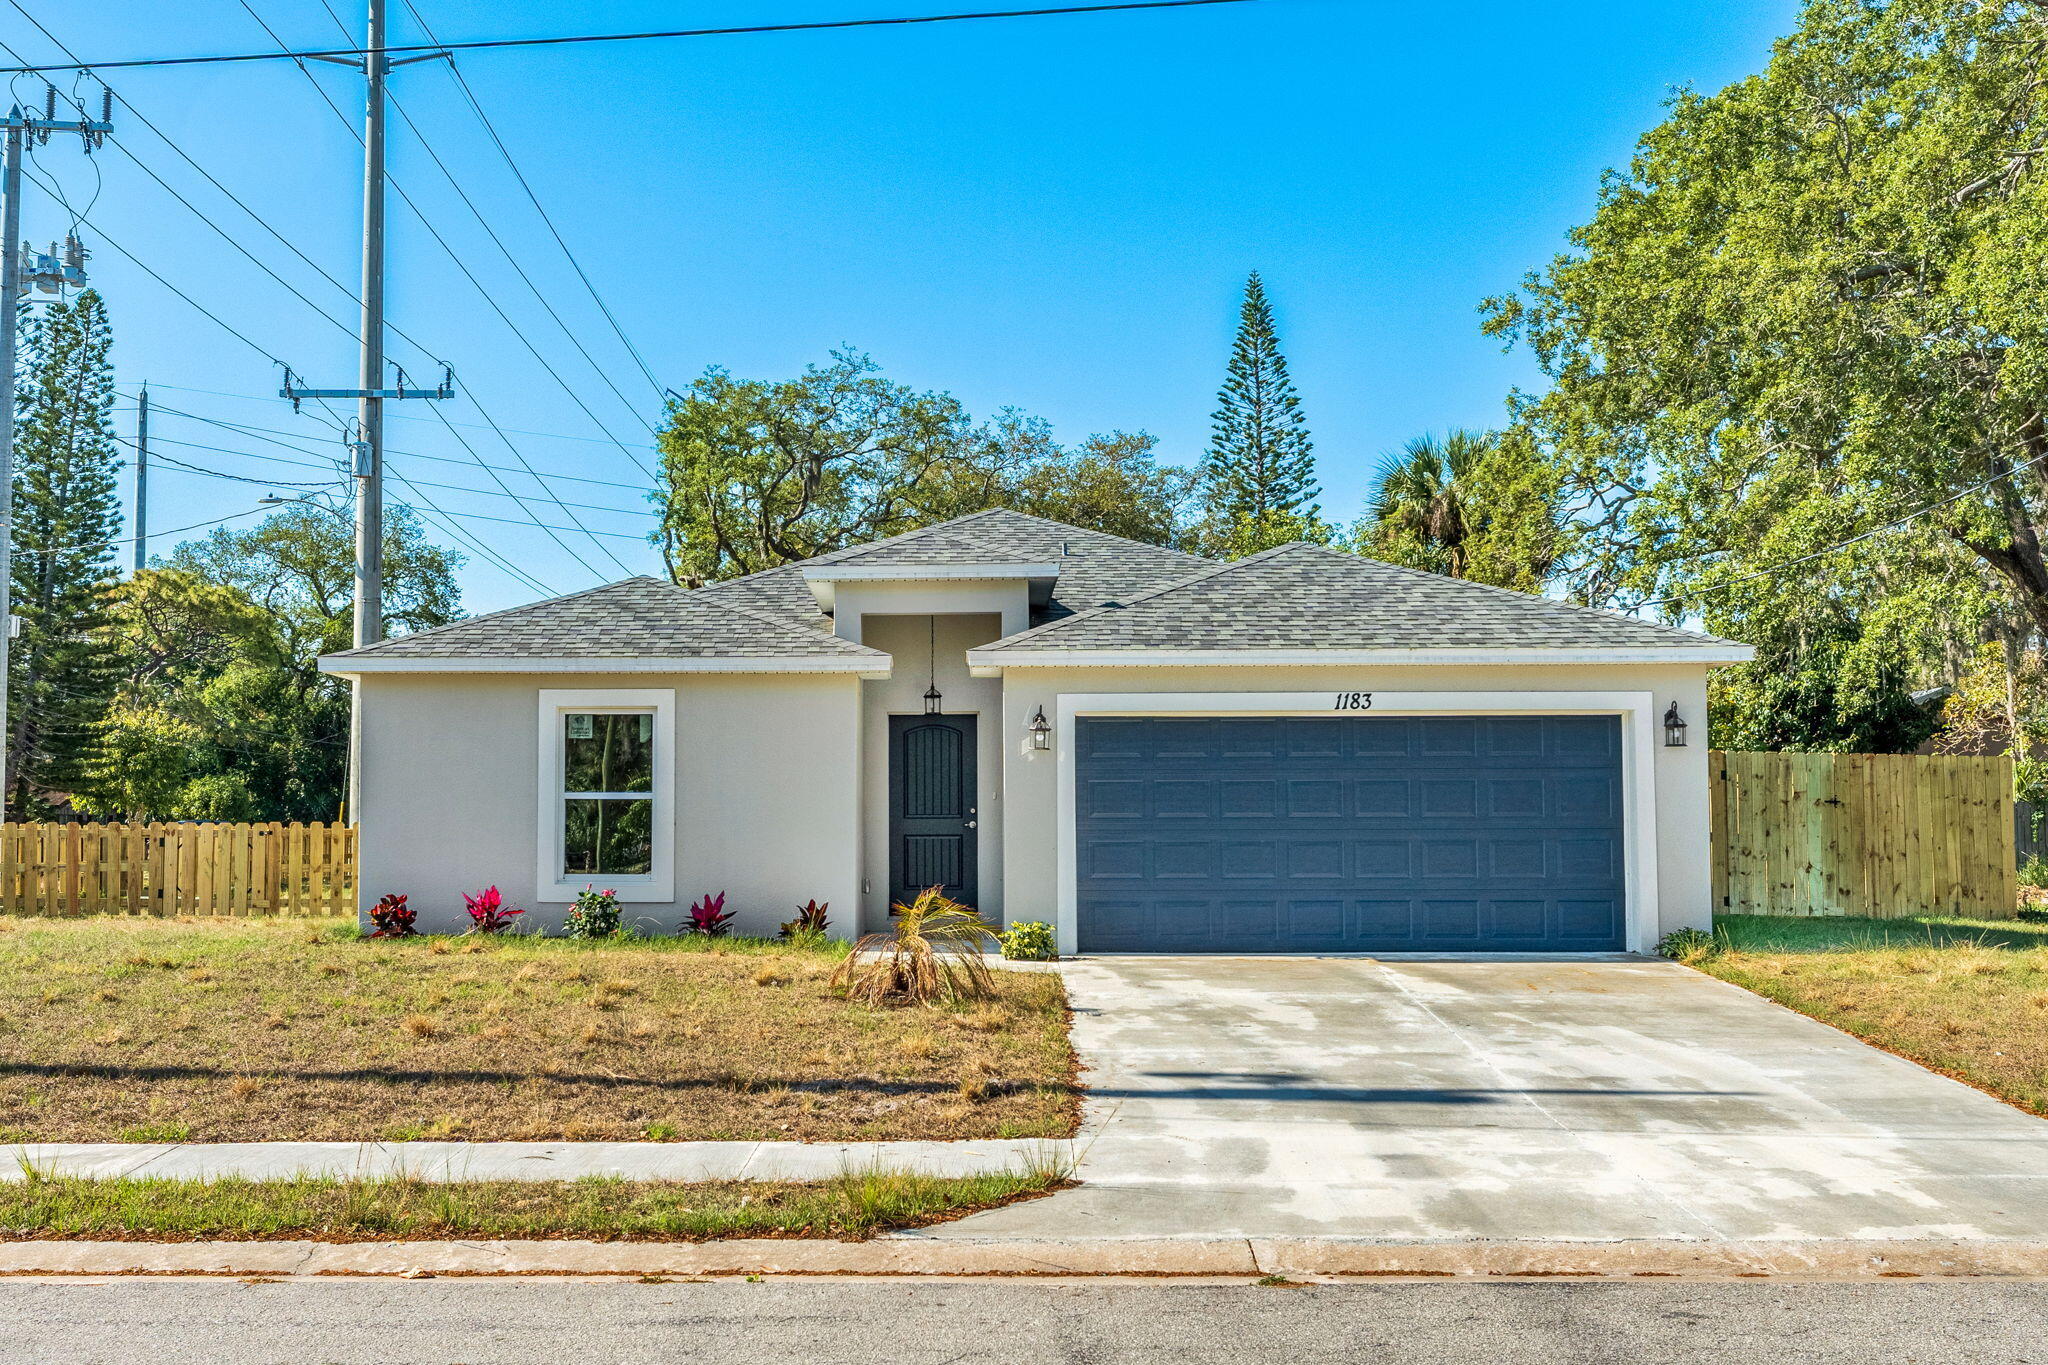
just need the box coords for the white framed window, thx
[536,689,675,902]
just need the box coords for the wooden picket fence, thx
[1712,750,2018,919]
[0,822,356,918]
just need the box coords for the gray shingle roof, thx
[323,577,885,664]
[974,542,1747,654]
[789,508,1212,623]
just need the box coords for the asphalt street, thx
[4,1278,2047,1364]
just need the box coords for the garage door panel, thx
[1153,841,1215,880]
[1354,840,1411,877]
[1220,840,1280,878]
[1220,779,1278,817]
[1076,715,1626,953]
[1489,839,1548,879]
[1355,780,1411,817]
[1083,779,1147,820]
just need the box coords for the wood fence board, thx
[1709,751,2016,920]
[0,822,358,920]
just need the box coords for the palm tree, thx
[1365,430,1494,579]
[1359,429,1560,588]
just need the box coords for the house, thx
[318,509,1753,954]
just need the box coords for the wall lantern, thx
[923,617,943,714]
[1028,706,1052,751]
[1663,701,1689,748]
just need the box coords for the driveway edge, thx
[7,1237,2048,1280]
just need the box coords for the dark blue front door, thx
[1074,715,1626,953]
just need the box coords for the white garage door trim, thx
[1053,690,1661,957]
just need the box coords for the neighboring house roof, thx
[969,542,1752,664]
[319,577,888,673]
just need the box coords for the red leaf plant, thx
[686,891,734,937]
[368,893,416,938]
[463,885,526,934]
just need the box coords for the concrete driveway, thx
[925,956,2048,1242]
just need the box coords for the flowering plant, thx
[463,885,525,934]
[686,891,734,937]
[564,886,622,939]
[368,893,416,938]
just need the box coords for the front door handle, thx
[964,820,977,829]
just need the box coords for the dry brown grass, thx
[0,917,1075,1143]
[1699,915,2048,1116]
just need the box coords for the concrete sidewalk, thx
[8,1235,2048,1279]
[2,1139,1058,1184]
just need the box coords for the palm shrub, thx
[367,893,416,939]
[686,892,734,937]
[779,899,830,941]
[832,886,997,1006]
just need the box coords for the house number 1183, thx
[1332,692,1373,711]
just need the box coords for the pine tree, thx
[6,289,123,818]
[1197,272,1321,555]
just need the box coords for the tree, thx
[655,351,1195,582]
[1007,431,1198,549]
[1352,429,1565,592]
[1481,0,2047,748]
[72,504,465,822]
[5,289,122,818]
[1196,272,1321,556]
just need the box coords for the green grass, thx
[0,1165,1069,1242]
[1693,913,2048,1115]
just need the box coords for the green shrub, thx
[2021,857,2048,891]
[999,921,1057,962]
[1656,926,1720,963]
[563,887,623,939]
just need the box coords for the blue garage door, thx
[1075,715,1626,953]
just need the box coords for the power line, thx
[10,504,273,558]
[4,0,1265,73]
[135,400,653,492]
[402,0,664,402]
[17,162,288,367]
[244,0,654,576]
[134,380,658,450]
[130,429,661,518]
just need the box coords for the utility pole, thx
[131,385,148,575]
[283,0,451,823]
[0,88,110,817]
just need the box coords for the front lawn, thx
[1691,914,2048,1115]
[0,918,1076,1143]
[0,1166,1066,1241]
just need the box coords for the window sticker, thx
[566,714,594,740]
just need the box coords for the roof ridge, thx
[328,576,665,658]
[1290,542,1731,645]
[981,542,1302,651]
[806,509,1010,567]
[689,587,886,657]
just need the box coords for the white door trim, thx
[1053,690,1660,957]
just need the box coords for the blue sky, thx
[6,0,1798,613]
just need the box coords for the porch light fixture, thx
[1028,706,1052,751]
[1663,701,1688,748]
[923,618,943,714]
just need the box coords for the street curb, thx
[8,1237,2048,1279]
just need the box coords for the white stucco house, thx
[318,509,1753,954]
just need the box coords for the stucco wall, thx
[357,671,861,937]
[856,614,1006,932]
[992,663,1717,947]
